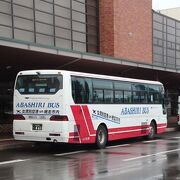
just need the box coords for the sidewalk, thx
[0,138,33,150]
[166,116,179,132]
[0,124,179,151]
[166,124,179,132]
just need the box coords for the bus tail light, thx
[14,114,25,120]
[50,115,68,121]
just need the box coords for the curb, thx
[166,127,178,132]
[0,139,33,151]
[0,138,13,142]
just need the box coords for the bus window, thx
[84,78,93,103]
[104,90,113,103]
[140,91,148,103]
[124,91,132,103]
[93,79,113,90]
[148,84,162,104]
[149,92,160,104]
[114,81,131,91]
[132,84,148,104]
[72,77,85,104]
[15,74,62,94]
[92,79,113,104]
[72,77,93,104]
[93,89,103,103]
[114,90,123,103]
[132,91,140,103]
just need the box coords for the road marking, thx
[106,144,130,149]
[171,136,180,139]
[143,139,163,143]
[54,150,86,157]
[123,148,180,162]
[0,159,28,165]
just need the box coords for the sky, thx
[152,0,180,10]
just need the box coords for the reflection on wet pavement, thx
[0,134,180,179]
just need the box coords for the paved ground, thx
[1,131,180,180]
[0,139,33,151]
[0,123,178,151]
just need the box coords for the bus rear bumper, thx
[13,133,69,143]
[13,120,69,143]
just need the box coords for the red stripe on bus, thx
[157,123,167,127]
[69,132,79,136]
[157,123,167,134]
[108,123,167,133]
[82,105,96,134]
[108,125,149,133]
[70,105,96,143]
[69,125,166,143]
[108,131,144,141]
[68,137,81,143]
[70,106,167,143]
[71,105,88,142]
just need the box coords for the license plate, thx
[32,124,42,131]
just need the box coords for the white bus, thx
[13,70,167,148]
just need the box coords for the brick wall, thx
[99,0,152,64]
[99,0,114,56]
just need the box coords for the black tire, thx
[96,125,107,149]
[146,122,156,140]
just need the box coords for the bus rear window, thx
[15,74,63,94]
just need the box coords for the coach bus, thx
[13,70,167,148]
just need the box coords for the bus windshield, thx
[15,74,63,95]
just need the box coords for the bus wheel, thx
[96,125,107,149]
[146,122,156,140]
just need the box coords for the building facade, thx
[153,10,180,116]
[1,0,180,127]
[159,8,180,21]
[153,11,180,69]
[100,0,152,63]
[0,0,99,53]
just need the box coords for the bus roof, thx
[17,70,163,85]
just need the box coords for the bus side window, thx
[132,91,140,103]
[71,77,85,104]
[92,79,113,104]
[93,89,103,103]
[149,94,154,103]
[132,83,148,104]
[104,90,113,103]
[84,78,93,103]
[72,77,93,104]
[114,90,123,103]
[149,93,160,104]
[71,77,76,102]
[76,79,85,103]
[124,91,132,103]
[140,91,148,103]
[114,81,131,104]
[148,85,161,104]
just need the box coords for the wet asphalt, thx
[0,131,180,180]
